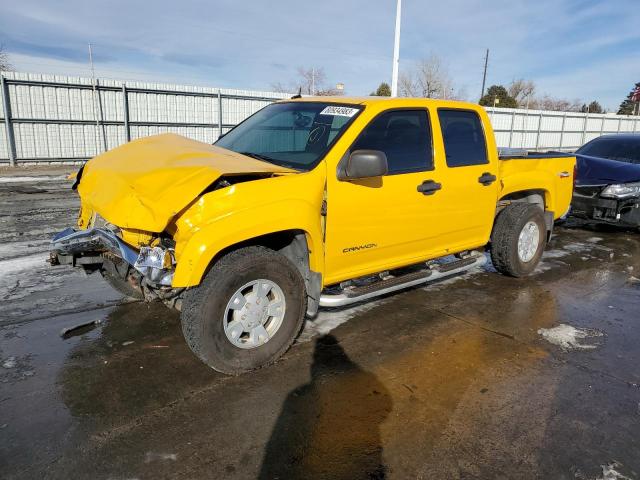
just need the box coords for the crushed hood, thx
[78,133,294,232]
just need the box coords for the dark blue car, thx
[571,134,640,228]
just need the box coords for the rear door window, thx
[438,109,488,167]
[351,110,433,174]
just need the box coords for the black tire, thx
[181,246,307,375]
[100,258,143,300]
[490,203,547,277]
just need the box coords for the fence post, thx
[122,84,131,142]
[1,75,17,167]
[535,112,542,151]
[580,112,588,146]
[559,113,566,150]
[217,90,223,139]
[508,109,516,148]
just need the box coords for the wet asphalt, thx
[1,171,639,480]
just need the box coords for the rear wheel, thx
[181,246,307,375]
[490,203,547,277]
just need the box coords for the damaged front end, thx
[50,225,184,308]
[572,184,640,227]
[49,133,299,310]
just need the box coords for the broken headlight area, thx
[134,245,176,285]
[572,186,640,227]
[600,182,640,199]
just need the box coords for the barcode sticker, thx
[319,106,359,117]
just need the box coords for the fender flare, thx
[172,201,324,288]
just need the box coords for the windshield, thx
[577,136,640,164]
[215,102,362,170]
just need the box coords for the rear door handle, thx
[478,172,497,186]
[417,180,442,195]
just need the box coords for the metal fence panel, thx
[0,72,289,165]
[485,107,640,152]
[2,71,640,165]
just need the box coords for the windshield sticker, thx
[319,106,359,117]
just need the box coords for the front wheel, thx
[180,246,307,375]
[490,203,547,277]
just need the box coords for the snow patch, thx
[299,300,385,342]
[538,324,604,350]
[533,261,553,274]
[144,452,177,463]
[595,462,633,480]
[2,357,17,369]
[586,237,603,243]
[563,242,593,253]
[543,249,570,259]
[0,253,49,282]
[0,175,67,183]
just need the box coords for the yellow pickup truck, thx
[51,97,575,374]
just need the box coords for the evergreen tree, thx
[370,82,392,96]
[580,101,604,113]
[479,85,518,108]
[618,82,640,115]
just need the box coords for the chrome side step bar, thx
[319,253,487,308]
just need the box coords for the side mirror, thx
[338,150,388,181]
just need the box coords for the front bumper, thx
[572,190,640,227]
[50,227,174,286]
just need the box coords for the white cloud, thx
[1,0,638,107]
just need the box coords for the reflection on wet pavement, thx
[1,176,640,479]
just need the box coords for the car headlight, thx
[600,182,640,199]
[134,246,175,286]
[135,246,175,270]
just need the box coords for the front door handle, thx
[417,180,442,195]
[478,172,497,186]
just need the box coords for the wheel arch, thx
[496,188,555,240]
[498,189,547,211]
[174,228,323,317]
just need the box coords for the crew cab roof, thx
[282,96,484,111]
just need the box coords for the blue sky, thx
[0,0,638,110]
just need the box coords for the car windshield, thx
[215,102,363,170]
[577,136,640,164]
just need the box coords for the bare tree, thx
[534,95,582,112]
[270,81,291,94]
[416,54,453,98]
[505,78,585,112]
[508,79,536,106]
[296,67,327,95]
[399,54,463,100]
[0,45,12,72]
[398,72,419,96]
[272,66,342,96]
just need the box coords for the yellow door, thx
[324,109,446,285]
[431,108,499,251]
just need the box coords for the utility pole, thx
[311,67,316,96]
[480,48,489,101]
[391,0,402,97]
